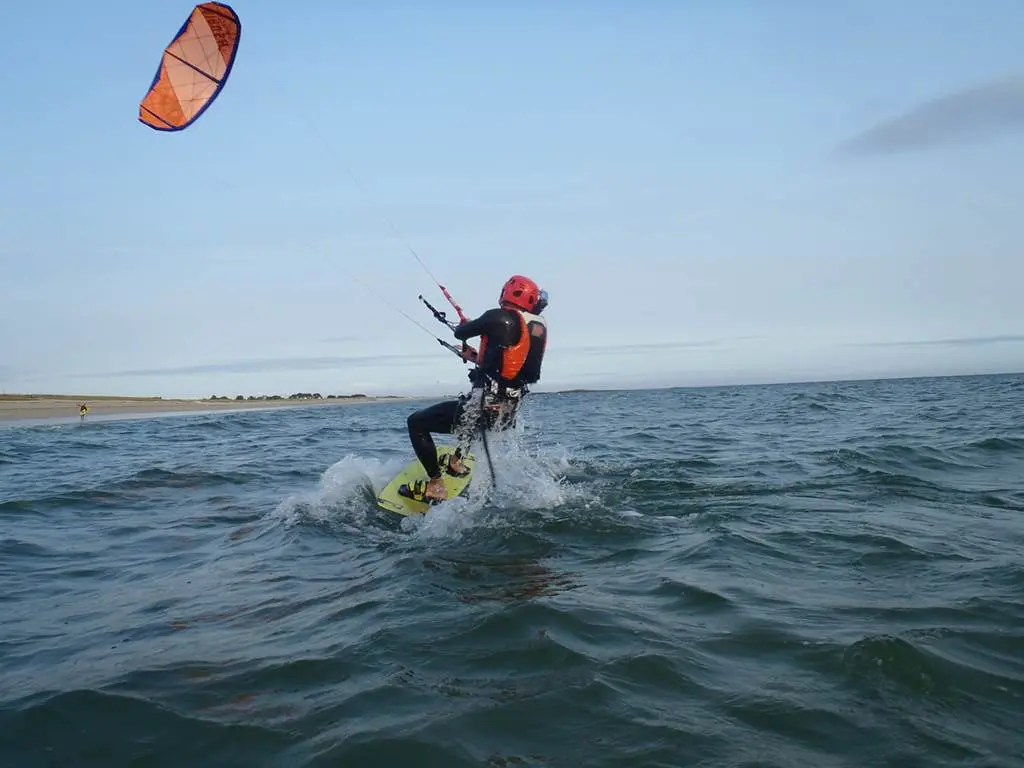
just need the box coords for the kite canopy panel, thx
[139,2,241,131]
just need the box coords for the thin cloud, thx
[85,352,443,378]
[560,336,765,356]
[846,335,1024,349]
[566,341,719,355]
[320,336,361,344]
[838,76,1024,156]
[0,365,42,379]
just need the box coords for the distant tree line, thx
[206,393,368,401]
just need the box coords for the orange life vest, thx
[477,309,547,387]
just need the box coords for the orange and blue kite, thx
[138,3,241,131]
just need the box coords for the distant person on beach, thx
[79,403,89,419]
[402,276,548,504]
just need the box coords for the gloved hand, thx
[468,367,488,386]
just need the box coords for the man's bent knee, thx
[407,411,423,433]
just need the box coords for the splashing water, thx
[271,416,591,543]
[270,453,398,531]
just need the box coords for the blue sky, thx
[2,0,1024,398]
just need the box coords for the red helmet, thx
[499,274,540,312]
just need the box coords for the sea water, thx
[2,374,1023,766]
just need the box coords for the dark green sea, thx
[2,373,1023,767]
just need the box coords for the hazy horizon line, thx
[12,333,1017,381]
[3,368,1021,402]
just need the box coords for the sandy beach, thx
[0,394,413,423]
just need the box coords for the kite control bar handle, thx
[419,295,477,364]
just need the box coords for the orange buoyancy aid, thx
[477,310,547,387]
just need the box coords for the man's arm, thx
[453,308,513,342]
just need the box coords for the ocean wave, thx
[0,688,294,766]
[4,375,1024,766]
[841,630,1024,714]
[3,466,260,516]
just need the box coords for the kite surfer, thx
[400,275,549,504]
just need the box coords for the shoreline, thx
[0,394,420,424]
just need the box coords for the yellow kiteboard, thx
[376,444,476,516]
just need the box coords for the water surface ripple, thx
[2,374,1023,766]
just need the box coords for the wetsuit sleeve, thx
[453,308,517,342]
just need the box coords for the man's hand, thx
[461,344,478,363]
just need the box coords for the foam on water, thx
[270,428,595,542]
[270,453,400,529]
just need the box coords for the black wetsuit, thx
[406,307,541,480]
